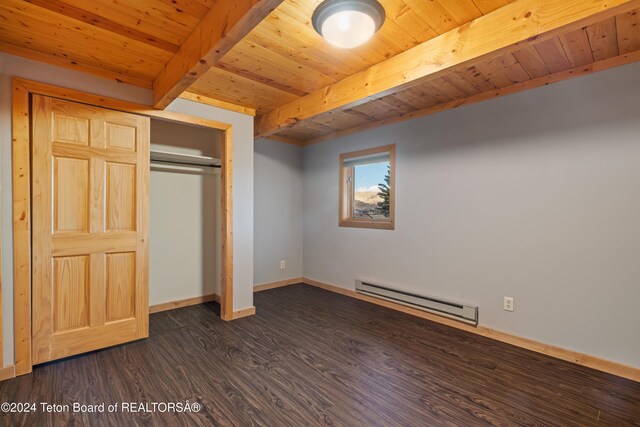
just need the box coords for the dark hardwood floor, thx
[1,283,639,426]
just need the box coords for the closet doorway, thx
[149,119,222,311]
[11,79,234,376]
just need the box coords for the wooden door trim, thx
[11,78,235,376]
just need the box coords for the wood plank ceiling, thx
[0,0,639,145]
[266,8,640,144]
[0,0,202,88]
[188,0,515,114]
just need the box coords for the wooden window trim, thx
[10,78,235,377]
[339,144,395,230]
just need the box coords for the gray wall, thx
[0,52,255,366]
[150,119,221,305]
[254,139,303,285]
[302,61,640,368]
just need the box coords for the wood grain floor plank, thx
[0,284,638,426]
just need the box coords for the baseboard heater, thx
[355,280,478,325]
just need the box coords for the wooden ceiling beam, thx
[302,49,640,146]
[152,0,283,109]
[255,0,640,138]
[179,92,257,116]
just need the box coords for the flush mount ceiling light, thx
[312,0,385,49]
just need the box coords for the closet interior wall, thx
[150,119,222,306]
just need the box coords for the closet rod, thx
[150,158,221,168]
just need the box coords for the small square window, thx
[339,144,395,230]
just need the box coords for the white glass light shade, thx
[312,0,385,49]
[320,10,376,48]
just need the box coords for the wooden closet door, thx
[31,95,149,364]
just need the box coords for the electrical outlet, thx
[280,260,285,270]
[504,297,514,312]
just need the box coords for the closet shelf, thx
[150,150,220,168]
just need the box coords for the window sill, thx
[339,219,394,230]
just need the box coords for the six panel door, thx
[31,95,150,364]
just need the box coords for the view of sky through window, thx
[354,162,388,192]
[353,161,389,219]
